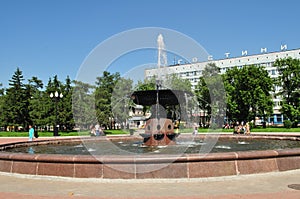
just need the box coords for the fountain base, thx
[141,118,179,146]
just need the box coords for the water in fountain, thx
[5,138,300,155]
[157,34,168,85]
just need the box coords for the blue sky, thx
[1,0,300,87]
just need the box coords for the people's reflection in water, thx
[28,147,34,154]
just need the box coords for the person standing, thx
[245,122,251,135]
[28,125,34,141]
[95,123,100,136]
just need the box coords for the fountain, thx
[0,34,299,179]
[131,89,189,146]
[0,135,300,178]
[131,33,190,146]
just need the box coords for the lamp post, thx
[50,91,63,136]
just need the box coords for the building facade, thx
[145,48,300,125]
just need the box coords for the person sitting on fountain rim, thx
[90,125,96,136]
[233,122,239,134]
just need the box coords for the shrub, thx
[283,120,292,129]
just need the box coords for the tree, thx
[195,63,226,128]
[60,76,75,130]
[134,77,156,115]
[222,67,240,123]
[135,77,156,91]
[0,83,5,128]
[95,71,121,129]
[27,76,44,127]
[165,74,192,92]
[274,57,300,127]
[111,77,133,128]
[165,74,193,122]
[4,68,29,130]
[223,65,274,124]
[72,80,96,130]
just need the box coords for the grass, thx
[0,127,299,137]
[195,127,300,133]
[0,129,131,137]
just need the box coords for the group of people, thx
[90,124,105,136]
[233,122,251,135]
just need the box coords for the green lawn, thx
[183,127,300,133]
[0,127,299,137]
[0,129,130,137]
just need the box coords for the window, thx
[276,115,282,122]
[271,70,276,75]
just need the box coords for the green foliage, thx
[283,120,293,129]
[135,77,157,115]
[4,68,29,129]
[95,71,121,129]
[27,76,44,126]
[223,65,274,123]
[0,68,77,132]
[195,63,226,128]
[60,76,75,130]
[111,78,133,125]
[136,77,156,91]
[72,80,97,129]
[165,74,192,92]
[1,57,299,133]
[274,57,300,127]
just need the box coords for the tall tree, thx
[0,83,5,128]
[60,76,75,130]
[111,77,133,127]
[222,67,240,123]
[195,63,226,128]
[95,71,121,129]
[274,57,300,127]
[27,76,44,127]
[72,80,96,130]
[223,65,274,123]
[44,76,66,131]
[4,68,28,130]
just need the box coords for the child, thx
[28,125,34,141]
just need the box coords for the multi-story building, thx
[144,47,300,125]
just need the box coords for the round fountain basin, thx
[0,134,300,179]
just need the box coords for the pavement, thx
[0,169,300,199]
[0,135,299,199]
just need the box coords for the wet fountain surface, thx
[4,136,300,155]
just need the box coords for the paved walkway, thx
[0,135,299,198]
[0,169,299,199]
